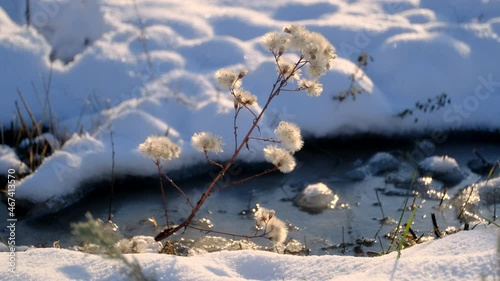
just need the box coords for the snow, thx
[294,182,339,211]
[0,225,497,281]
[0,146,29,175]
[1,0,500,280]
[419,155,460,174]
[419,155,466,185]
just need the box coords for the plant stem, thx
[163,173,194,209]
[156,160,169,225]
[215,167,278,191]
[108,130,116,222]
[154,60,300,242]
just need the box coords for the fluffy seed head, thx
[263,145,296,173]
[274,121,303,152]
[139,136,181,161]
[191,132,223,153]
[233,88,258,106]
[283,24,309,51]
[298,79,323,97]
[281,25,336,78]
[254,207,288,245]
[214,69,241,90]
[277,59,301,80]
[261,32,289,55]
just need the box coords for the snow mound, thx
[1,225,497,281]
[477,177,500,205]
[5,0,107,63]
[294,182,339,213]
[0,145,29,175]
[419,155,466,186]
[367,152,400,176]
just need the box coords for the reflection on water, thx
[4,138,500,256]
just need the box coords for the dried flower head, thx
[214,69,242,90]
[298,79,323,97]
[254,207,288,245]
[274,121,303,152]
[191,132,223,153]
[281,24,336,79]
[283,24,309,51]
[277,59,301,80]
[263,145,296,173]
[261,32,289,55]
[233,88,258,106]
[254,207,275,227]
[139,136,181,161]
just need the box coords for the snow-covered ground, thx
[1,0,500,280]
[0,225,497,281]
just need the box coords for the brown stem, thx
[233,106,241,154]
[156,160,169,225]
[163,173,194,209]
[154,58,302,242]
[186,225,268,240]
[215,167,279,191]
[204,151,224,169]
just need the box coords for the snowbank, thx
[0,0,499,222]
[1,225,497,281]
[0,146,28,175]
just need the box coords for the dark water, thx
[3,135,499,256]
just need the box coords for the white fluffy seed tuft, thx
[214,69,241,90]
[191,132,223,153]
[254,207,288,245]
[298,80,323,97]
[233,88,258,106]
[139,136,181,161]
[274,121,303,152]
[261,32,289,55]
[276,59,301,81]
[263,145,296,173]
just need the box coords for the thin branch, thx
[25,0,31,27]
[14,101,32,147]
[248,136,281,143]
[108,130,116,222]
[215,167,279,191]
[204,151,224,169]
[155,160,169,225]
[163,173,194,209]
[375,189,385,218]
[186,225,268,240]
[17,89,41,136]
[438,187,448,207]
[458,186,475,220]
[131,0,154,76]
[233,106,241,154]
[41,63,54,135]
